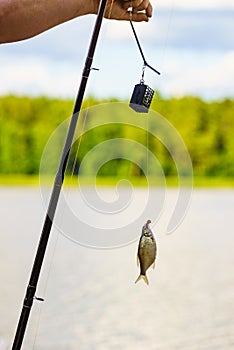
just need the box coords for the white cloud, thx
[0,55,81,98]
[0,47,233,101]
[105,7,234,51]
[157,50,234,99]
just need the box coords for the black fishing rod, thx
[11,1,108,349]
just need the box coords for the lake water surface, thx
[0,187,234,349]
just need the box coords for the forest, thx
[0,94,233,182]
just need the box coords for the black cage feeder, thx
[130,82,155,113]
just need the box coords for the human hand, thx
[93,0,153,22]
[0,0,152,43]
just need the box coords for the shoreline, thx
[0,175,234,188]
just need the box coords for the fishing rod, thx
[11,1,108,349]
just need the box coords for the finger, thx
[133,3,152,18]
[115,9,149,22]
[128,11,150,22]
[122,0,144,10]
[123,0,153,19]
[132,0,146,6]
[145,2,153,18]
[132,0,150,12]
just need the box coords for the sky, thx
[0,0,233,101]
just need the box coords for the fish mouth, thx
[143,231,151,237]
[146,219,151,228]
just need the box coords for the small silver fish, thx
[135,219,157,285]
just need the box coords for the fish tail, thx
[135,274,149,285]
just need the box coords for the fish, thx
[135,219,157,285]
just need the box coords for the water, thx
[0,187,234,349]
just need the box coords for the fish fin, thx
[137,255,140,266]
[135,274,149,285]
[152,261,156,269]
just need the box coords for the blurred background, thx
[0,1,234,349]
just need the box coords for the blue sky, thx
[0,0,233,100]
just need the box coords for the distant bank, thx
[0,175,234,188]
[0,95,234,182]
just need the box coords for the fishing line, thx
[161,0,175,69]
[70,108,89,179]
[32,110,89,349]
[125,0,176,215]
[155,0,175,95]
[128,3,176,146]
[31,92,91,349]
[129,19,160,76]
[147,115,149,179]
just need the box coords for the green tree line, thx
[0,94,233,178]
